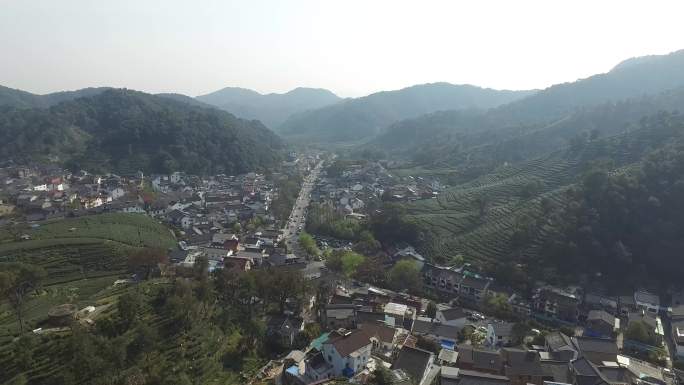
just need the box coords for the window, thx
[328,355,332,362]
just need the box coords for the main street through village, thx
[281,159,325,277]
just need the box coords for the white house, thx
[349,197,365,211]
[180,216,192,229]
[120,202,145,214]
[202,246,232,262]
[170,172,183,184]
[106,187,126,201]
[672,320,684,359]
[486,322,515,347]
[321,329,373,378]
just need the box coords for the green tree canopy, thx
[387,260,422,294]
[0,262,47,333]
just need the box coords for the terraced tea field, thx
[403,117,681,267]
[405,151,576,263]
[406,146,648,266]
[0,213,175,339]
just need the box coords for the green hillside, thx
[403,112,684,289]
[0,89,285,175]
[0,214,175,338]
[0,213,308,384]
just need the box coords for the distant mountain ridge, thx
[371,49,684,165]
[0,85,219,111]
[277,82,535,143]
[0,85,111,108]
[196,86,341,128]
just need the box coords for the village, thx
[255,158,684,385]
[2,154,684,385]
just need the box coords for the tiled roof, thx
[459,345,503,372]
[326,329,373,357]
[491,322,514,337]
[541,361,571,383]
[358,322,396,344]
[392,346,433,383]
[413,317,460,339]
[502,348,543,377]
[546,332,574,351]
[459,369,510,385]
[588,310,617,325]
[573,337,618,355]
[440,307,467,321]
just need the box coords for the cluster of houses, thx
[0,164,147,222]
[309,161,444,221]
[0,154,315,227]
[167,229,310,275]
[0,157,329,280]
[262,280,679,385]
[384,246,683,367]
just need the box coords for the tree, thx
[483,293,513,320]
[118,291,143,330]
[298,232,320,257]
[303,322,321,342]
[355,256,387,285]
[341,252,365,278]
[475,195,489,219]
[0,263,47,333]
[13,334,37,371]
[387,260,422,294]
[127,248,168,279]
[426,301,437,321]
[269,270,306,314]
[369,366,395,385]
[353,231,381,256]
[126,323,158,364]
[625,321,654,345]
[415,335,440,354]
[325,250,365,278]
[232,222,242,234]
[511,323,530,345]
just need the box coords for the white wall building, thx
[321,329,373,378]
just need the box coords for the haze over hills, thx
[0,89,284,174]
[278,82,536,143]
[0,85,111,109]
[0,85,215,110]
[196,86,341,128]
[370,49,684,167]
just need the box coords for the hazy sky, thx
[1,0,682,98]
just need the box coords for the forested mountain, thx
[0,85,110,109]
[372,50,684,168]
[196,86,341,128]
[155,92,216,108]
[277,83,535,143]
[0,89,284,174]
[374,87,684,175]
[365,50,684,291]
[396,110,684,291]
